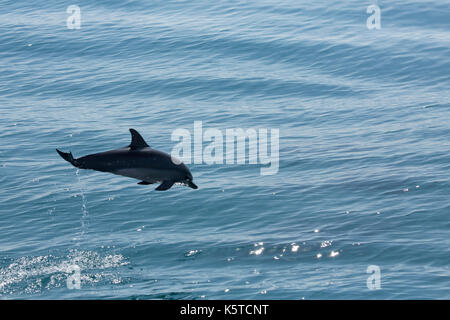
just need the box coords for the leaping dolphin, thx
[56,129,198,191]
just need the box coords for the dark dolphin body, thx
[56,129,198,191]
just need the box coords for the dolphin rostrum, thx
[56,129,198,191]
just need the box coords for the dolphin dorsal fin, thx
[128,129,150,149]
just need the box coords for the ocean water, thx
[0,0,449,299]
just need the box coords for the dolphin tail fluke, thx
[56,149,79,167]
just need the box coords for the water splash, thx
[75,169,89,240]
[0,250,128,294]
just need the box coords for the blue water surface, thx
[0,0,449,299]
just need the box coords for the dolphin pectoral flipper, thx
[129,128,150,149]
[56,149,78,167]
[155,180,174,191]
[138,181,154,185]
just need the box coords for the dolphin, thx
[56,129,198,191]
